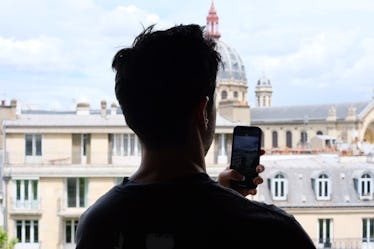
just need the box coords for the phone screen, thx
[230,126,261,189]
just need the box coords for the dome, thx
[216,40,247,83]
[257,75,271,86]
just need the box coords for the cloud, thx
[0,36,70,71]
[98,5,161,38]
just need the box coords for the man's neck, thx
[129,145,206,184]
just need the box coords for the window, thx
[318,219,332,247]
[316,174,331,200]
[25,134,42,156]
[81,133,90,159]
[317,130,323,135]
[16,220,39,243]
[67,178,88,208]
[15,179,39,209]
[217,134,228,164]
[301,131,308,145]
[271,173,287,200]
[272,131,278,148]
[72,134,90,164]
[112,134,141,156]
[363,218,374,243]
[65,219,79,244]
[286,131,292,148]
[233,91,238,98]
[360,174,373,199]
[221,90,227,100]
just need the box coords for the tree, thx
[0,227,17,249]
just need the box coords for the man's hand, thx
[217,149,265,196]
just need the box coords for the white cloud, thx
[0,36,70,71]
[98,5,161,37]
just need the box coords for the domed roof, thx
[216,40,247,83]
[257,74,271,86]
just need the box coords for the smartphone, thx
[230,126,262,190]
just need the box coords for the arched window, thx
[316,174,330,200]
[221,90,228,100]
[272,131,278,148]
[271,173,287,200]
[360,174,373,199]
[233,91,238,98]
[301,131,308,145]
[317,131,323,135]
[286,131,292,148]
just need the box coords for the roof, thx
[216,40,247,83]
[4,111,238,128]
[257,154,374,208]
[251,101,370,123]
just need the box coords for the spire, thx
[206,1,221,39]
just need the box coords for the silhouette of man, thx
[76,24,315,249]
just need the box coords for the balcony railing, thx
[313,238,366,249]
[10,199,42,215]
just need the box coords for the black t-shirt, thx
[76,173,315,249]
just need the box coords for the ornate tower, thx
[206,2,250,124]
[255,74,273,107]
[206,2,221,39]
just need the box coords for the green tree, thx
[0,227,17,249]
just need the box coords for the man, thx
[76,24,315,249]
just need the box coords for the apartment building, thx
[2,100,374,249]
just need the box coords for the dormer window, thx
[312,172,331,200]
[359,174,373,200]
[316,174,331,200]
[271,173,288,200]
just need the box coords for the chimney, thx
[111,103,117,115]
[345,106,357,121]
[101,100,107,118]
[326,106,336,121]
[76,102,90,115]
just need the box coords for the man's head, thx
[112,24,221,150]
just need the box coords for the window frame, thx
[65,219,79,244]
[66,177,88,208]
[363,218,374,243]
[112,134,141,157]
[25,134,42,163]
[318,218,333,247]
[315,173,331,200]
[359,174,373,200]
[271,173,288,201]
[16,220,39,244]
[14,178,39,209]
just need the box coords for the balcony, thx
[14,243,41,249]
[57,197,86,218]
[313,238,366,249]
[9,199,42,215]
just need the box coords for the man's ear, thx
[195,96,209,129]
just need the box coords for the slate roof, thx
[4,112,238,128]
[251,101,370,123]
[257,154,374,208]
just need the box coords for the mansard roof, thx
[251,101,370,123]
[257,154,374,208]
[3,111,238,128]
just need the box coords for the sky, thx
[1,0,374,110]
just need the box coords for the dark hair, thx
[112,24,221,149]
